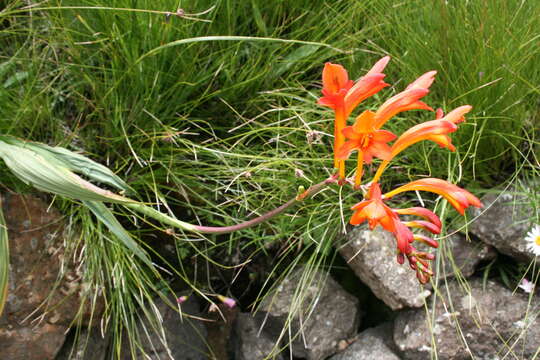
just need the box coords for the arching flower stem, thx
[127,175,338,235]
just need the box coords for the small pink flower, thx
[518,279,535,293]
[176,295,188,304]
[217,295,236,308]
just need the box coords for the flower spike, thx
[318,57,391,180]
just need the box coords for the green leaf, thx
[8,137,133,194]
[0,198,8,316]
[83,200,152,267]
[0,140,132,203]
[275,45,321,78]
[3,71,28,88]
[251,0,268,35]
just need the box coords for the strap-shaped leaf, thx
[0,197,8,316]
[0,136,133,194]
[83,201,152,266]
[0,140,132,203]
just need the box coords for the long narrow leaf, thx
[0,140,132,203]
[83,200,151,267]
[0,136,133,193]
[0,197,8,316]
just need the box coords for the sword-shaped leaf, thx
[0,140,132,203]
[0,136,133,194]
[83,200,151,267]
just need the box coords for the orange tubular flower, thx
[350,182,448,282]
[318,57,390,180]
[372,105,472,184]
[383,178,483,215]
[372,71,437,129]
[336,110,397,186]
[350,182,397,232]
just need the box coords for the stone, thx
[329,322,401,360]
[120,295,209,359]
[339,226,431,310]
[231,312,283,360]
[393,278,540,359]
[205,303,238,360]
[260,267,360,360]
[437,232,496,279]
[55,327,109,360]
[469,186,538,262]
[0,194,100,360]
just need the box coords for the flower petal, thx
[344,74,389,116]
[351,110,377,133]
[336,140,360,160]
[394,207,442,229]
[389,120,458,159]
[374,88,433,129]
[364,142,393,163]
[384,178,483,215]
[322,62,351,94]
[406,71,437,90]
[441,105,472,124]
[366,56,391,76]
[372,129,397,143]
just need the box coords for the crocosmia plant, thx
[0,56,484,317]
[319,57,482,283]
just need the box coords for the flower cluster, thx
[319,58,482,283]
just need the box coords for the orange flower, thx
[383,178,482,215]
[394,207,442,234]
[349,182,447,282]
[372,105,472,183]
[337,110,396,186]
[337,111,397,162]
[318,57,390,179]
[318,57,391,116]
[350,182,397,233]
[372,71,437,129]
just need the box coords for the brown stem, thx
[193,175,337,234]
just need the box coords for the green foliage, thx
[0,0,539,358]
[365,0,540,182]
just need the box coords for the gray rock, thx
[0,194,100,360]
[469,187,538,262]
[330,323,401,360]
[120,295,209,359]
[260,267,359,360]
[55,327,109,360]
[394,278,540,359]
[438,232,496,279]
[231,312,283,360]
[206,304,238,360]
[339,226,431,310]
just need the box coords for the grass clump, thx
[0,0,539,359]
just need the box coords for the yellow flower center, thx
[536,235,540,246]
[360,133,373,149]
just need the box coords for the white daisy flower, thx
[525,225,540,256]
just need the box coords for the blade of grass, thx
[0,197,8,316]
[83,200,152,267]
